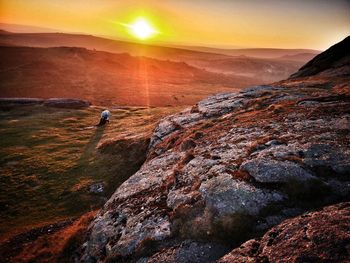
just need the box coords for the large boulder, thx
[199,174,284,216]
[241,158,316,183]
[217,202,350,263]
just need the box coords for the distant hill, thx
[0,23,60,33]
[186,56,303,82]
[0,31,309,83]
[170,45,321,59]
[0,30,13,34]
[0,46,259,106]
[0,31,320,60]
[0,31,230,62]
[277,53,318,62]
[0,29,318,106]
[0,24,320,58]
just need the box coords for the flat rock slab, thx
[241,158,316,183]
[199,174,284,216]
[0,97,91,108]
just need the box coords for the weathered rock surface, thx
[80,37,350,262]
[217,202,350,263]
[241,158,316,183]
[0,97,91,108]
[139,241,229,263]
[199,174,284,216]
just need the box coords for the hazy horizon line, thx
[0,22,325,51]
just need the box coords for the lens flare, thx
[129,18,157,40]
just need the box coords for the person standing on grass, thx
[97,109,110,126]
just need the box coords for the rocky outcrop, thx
[217,202,350,263]
[0,97,91,108]
[290,35,350,78]
[0,98,45,105]
[43,98,91,108]
[79,38,350,262]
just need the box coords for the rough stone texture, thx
[241,158,316,183]
[80,37,350,262]
[303,144,350,176]
[199,174,284,216]
[139,241,230,263]
[217,202,350,263]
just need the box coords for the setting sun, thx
[129,18,157,40]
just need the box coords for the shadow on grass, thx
[77,126,105,165]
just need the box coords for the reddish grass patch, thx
[7,211,97,263]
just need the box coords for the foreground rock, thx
[218,202,350,263]
[80,37,350,262]
[0,97,91,108]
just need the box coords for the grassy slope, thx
[0,105,184,242]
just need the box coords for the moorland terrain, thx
[0,30,318,106]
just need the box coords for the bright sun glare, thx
[130,18,157,40]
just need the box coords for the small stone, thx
[88,183,105,194]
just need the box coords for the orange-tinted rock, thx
[217,202,350,263]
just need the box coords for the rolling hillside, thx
[0,46,254,106]
[0,31,312,84]
[0,32,314,106]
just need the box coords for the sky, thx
[0,0,349,49]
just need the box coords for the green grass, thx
[0,105,183,241]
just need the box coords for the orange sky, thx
[1,0,349,49]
